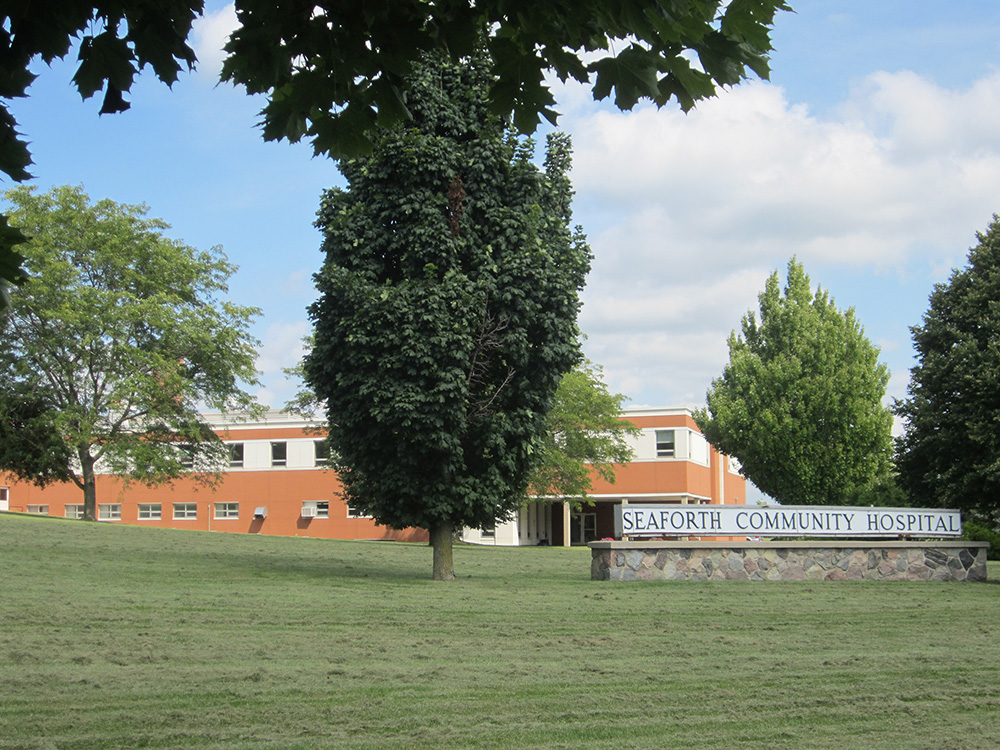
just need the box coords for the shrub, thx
[963,520,1000,560]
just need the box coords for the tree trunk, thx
[80,448,97,522]
[430,522,456,581]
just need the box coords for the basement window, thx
[173,503,198,520]
[98,503,122,521]
[214,502,240,520]
[138,503,162,520]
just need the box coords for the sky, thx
[7,1,1000,426]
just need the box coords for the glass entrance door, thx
[570,512,597,545]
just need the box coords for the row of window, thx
[189,433,682,470]
[49,501,368,521]
[179,440,331,469]
[227,440,329,468]
[59,503,199,521]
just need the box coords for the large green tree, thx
[0,1,790,306]
[0,185,261,520]
[894,216,1000,519]
[285,351,637,504]
[695,258,893,505]
[305,52,590,580]
[531,360,639,503]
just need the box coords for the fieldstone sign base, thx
[589,540,989,582]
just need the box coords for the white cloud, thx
[255,319,311,409]
[567,69,1000,408]
[192,3,238,80]
[846,69,1000,160]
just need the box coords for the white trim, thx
[621,407,694,418]
[201,409,322,432]
[530,492,713,503]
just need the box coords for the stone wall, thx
[589,540,989,581]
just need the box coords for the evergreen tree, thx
[895,216,1000,519]
[305,52,591,580]
[695,258,893,505]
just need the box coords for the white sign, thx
[614,504,962,538]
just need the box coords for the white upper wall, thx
[626,427,710,466]
[201,408,726,472]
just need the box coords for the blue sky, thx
[7,1,1000,424]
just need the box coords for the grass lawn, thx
[1,513,998,749]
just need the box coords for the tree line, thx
[1,0,790,307]
[4,2,1000,571]
[2,1,789,579]
[0,50,638,579]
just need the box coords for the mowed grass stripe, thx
[1,514,998,749]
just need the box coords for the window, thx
[570,513,597,545]
[301,501,330,519]
[271,441,287,467]
[0,486,8,510]
[228,443,244,468]
[173,502,198,520]
[138,503,162,520]
[346,504,372,519]
[481,522,496,539]
[214,502,239,519]
[26,504,49,515]
[655,430,675,458]
[179,444,195,469]
[65,504,84,519]
[314,439,330,467]
[98,503,122,521]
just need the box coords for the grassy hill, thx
[1,513,998,749]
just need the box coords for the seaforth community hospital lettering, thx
[614,505,963,538]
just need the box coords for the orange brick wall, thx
[1,436,428,543]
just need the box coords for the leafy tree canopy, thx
[0,0,791,306]
[305,51,591,579]
[531,360,639,504]
[285,348,637,505]
[695,258,893,505]
[222,0,791,156]
[0,390,74,486]
[1,1,202,305]
[0,185,262,519]
[894,216,1000,520]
